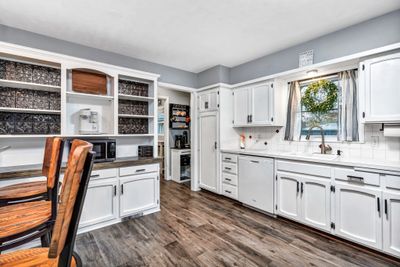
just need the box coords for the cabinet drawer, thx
[276,160,331,178]
[384,174,400,190]
[119,164,159,177]
[222,162,237,174]
[222,172,238,186]
[334,167,380,186]
[222,154,238,164]
[90,168,117,180]
[222,183,238,199]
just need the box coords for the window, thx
[300,75,340,138]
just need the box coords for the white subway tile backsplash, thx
[241,124,400,162]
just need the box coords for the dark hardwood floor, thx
[75,180,399,267]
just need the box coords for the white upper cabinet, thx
[251,83,272,125]
[360,52,400,123]
[198,89,218,112]
[233,87,250,126]
[233,81,277,127]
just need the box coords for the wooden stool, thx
[0,137,65,205]
[0,140,94,267]
[0,137,64,251]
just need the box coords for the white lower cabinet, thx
[120,173,159,217]
[79,178,119,228]
[301,176,331,231]
[79,164,160,231]
[383,191,400,257]
[334,183,382,249]
[277,173,302,221]
[277,172,331,232]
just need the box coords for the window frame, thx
[299,74,341,141]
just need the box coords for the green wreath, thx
[302,80,338,114]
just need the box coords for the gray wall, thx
[1,9,399,88]
[0,24,198,88]
[197,65,230,88]
[229,9,400,84]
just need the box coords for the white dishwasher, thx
[238,155,274,214]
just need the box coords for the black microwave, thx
[70,139,116,162]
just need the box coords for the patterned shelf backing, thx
[0,112,61,135]
[118,117,148,134]
[0,59,61,86]
[118,79,149,97]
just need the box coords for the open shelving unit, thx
[0,54,62,136]
[0,47,160,160]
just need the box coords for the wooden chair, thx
[0,137,65,251]
[0,140,94,267]
[0,137,65,206]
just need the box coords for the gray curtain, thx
[339,70,359,141]
[284,81,301,141]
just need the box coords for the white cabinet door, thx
[335,183,382,249]
[238,156,274,213]
[120,173,159,217]
[363,53,400,123]
[300,176,331,232]
[199,90,218,112]
[383,191,400,257]
[79,178,118,228]
[251,84,271,125]
[199,112,218,192]
[277,173,301,221]
[233,88,249,126]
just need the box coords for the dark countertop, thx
[0,157,161,180]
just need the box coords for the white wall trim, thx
[0,41,160,81]
[158,81,196,92]
[197,82,233,91]
[198,42,400,89]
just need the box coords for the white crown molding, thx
[0,41,160,81]
[229,42,400,88]
[158,82,196,92]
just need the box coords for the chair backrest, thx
[42,137,65,190]
[48,140,93,259]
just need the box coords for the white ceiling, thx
[0,0,399,73]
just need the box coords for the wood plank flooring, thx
[75,180,400,266]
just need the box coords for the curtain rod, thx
[287,68,358,84]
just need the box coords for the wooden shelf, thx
[67,91,114,101]
[0,107,61,114]
[118,94,154,102]
[118,114,154,118]
[0,79,61,93]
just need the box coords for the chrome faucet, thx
[305,126,332,154]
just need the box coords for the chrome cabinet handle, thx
[114,185,117,196]
[225,190,232,194]
[225,178,232,181]
[225,167,232,170]
[347,175,364,182]
[121,184,124,195]
[90,174,100,178]
[136,169,146,173]
[250,160,259,164]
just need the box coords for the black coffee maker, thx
[174,135,184,149]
